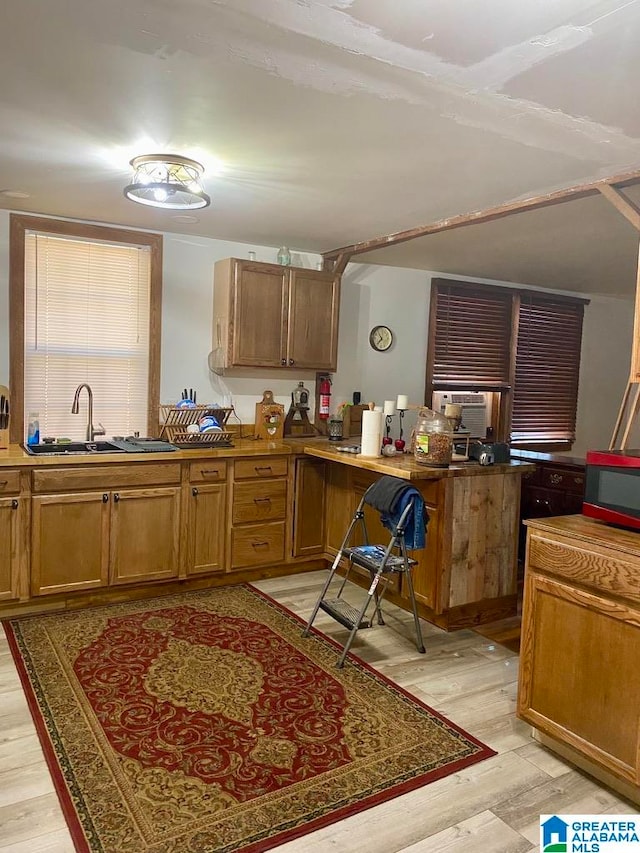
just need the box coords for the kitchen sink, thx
[24,440,126,456]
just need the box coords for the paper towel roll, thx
[360,409,383,457]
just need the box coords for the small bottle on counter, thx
[27,411,40,445]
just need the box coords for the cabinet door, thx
[292,457,326,558]
[287,270,340,370]
[110,487,181,584]
[0,497,21,600]
[231,263,288,367]
[31,492,110,596]
[518,572,640,784]
[188,483,226,575]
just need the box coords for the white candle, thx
[383,400,396,416]
[396,394,408,410]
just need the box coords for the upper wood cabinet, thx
[213,258,340,371]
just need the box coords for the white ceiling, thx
[2,0,640,297]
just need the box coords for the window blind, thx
[431,280,513,387]
[24,233,151,441]
[511,294,584,446]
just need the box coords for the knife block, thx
[0,385,8,449]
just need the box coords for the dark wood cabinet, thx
[518,457,585,561]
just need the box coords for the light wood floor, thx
[0,570,636,852]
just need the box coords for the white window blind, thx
[24,233,151,441]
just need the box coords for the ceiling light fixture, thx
[124,154,211,210]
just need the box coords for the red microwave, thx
[583,449,640,530]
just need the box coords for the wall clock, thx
[369,325,394,352]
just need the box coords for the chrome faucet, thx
[71,383,105,442]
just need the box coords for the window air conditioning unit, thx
[431,391,491,439]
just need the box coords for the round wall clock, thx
[369,325,394,352]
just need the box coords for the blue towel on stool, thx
[380,487,428,550]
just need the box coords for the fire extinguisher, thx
[319,375,331,420]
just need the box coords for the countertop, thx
[510,449,586,467]
[0,439,293,467]
[298,439,533,480]
[0,437,535,479]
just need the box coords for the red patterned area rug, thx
[4,585,495,853]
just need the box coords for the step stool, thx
[302,477,427,668]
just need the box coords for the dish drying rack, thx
[158,405,234,447]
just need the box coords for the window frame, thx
[9,214,163,444]
[425,278,589,451]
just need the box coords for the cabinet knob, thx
[288,358,294,366]
[192,487,199,497]
[281,358,287,366]
[102,493,109,503]
[11,499,18,509]
[114,493,120,503]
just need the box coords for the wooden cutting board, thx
[254,390,285,441]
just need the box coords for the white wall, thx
[0,208,634,455]
[340,262,635,457]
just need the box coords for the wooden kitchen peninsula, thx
[0,439,532,630]
[301,441,533,630]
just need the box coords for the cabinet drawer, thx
[0,470,20,494]
[539,466,585,494]
[234,457,288,480]
[32,463,182,493]
[189,461,227,482]
[231,521,286,568]
[232,480,287,524]
[528,533,640,604]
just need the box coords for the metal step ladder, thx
[303,480,426,668]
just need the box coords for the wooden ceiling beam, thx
[597,183,640,232]
[322,166,640,262]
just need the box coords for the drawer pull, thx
[549,473,564,486]
[201,469,221,477]
[534,497,552,513]
[253,497,271,504]
[11,499,18,509]
[254,466,272,474]
[0,480,7,488]
[251,540,269,548]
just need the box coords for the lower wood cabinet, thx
[31,471,182,595]
[0,495,23,601]
[229,457,288,569]
[187,482,227,576]
[518,515,640,789]
[109,487,181,585]
[31,492,110,596]
[292,457,326,558]
[32,488,181,595]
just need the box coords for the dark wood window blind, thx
[427,278,588,449]
[511,294,584,447]
[430,280,513,388]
